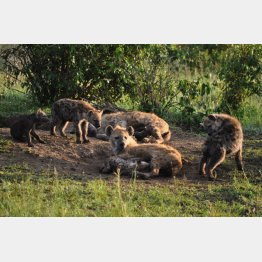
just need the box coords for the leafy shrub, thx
[0,45,142,105]
[218,45,262,114]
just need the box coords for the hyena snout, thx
[114,138,128,153]
[93,119,101,128]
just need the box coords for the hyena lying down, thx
[10,109,49,147]
[103,125,182,179]
[50,98,103,144]
[100,156,150,177]
[100,111,171,144]
[199,113,244,180]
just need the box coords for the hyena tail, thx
[163,130,171,142]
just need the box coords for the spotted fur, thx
[199,113,244,180]
[50,98,103,144]
[100,111,171,144]
[105,125,182,179]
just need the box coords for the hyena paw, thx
[199,171,205,176]
[83,139,90,144]
[39,140,46,144]
[28,143,34,147]
[142,138,150,143]
[208,176,216,181]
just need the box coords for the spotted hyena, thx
[100,156,150,177]
[104,125,182,179]
[50,98,103,144]
[199,113,244,180]
[100,111,171,144]
[10,109,49,147]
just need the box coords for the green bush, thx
[0,45,143,105]
[218,45,262,114]
[1,44,261,130]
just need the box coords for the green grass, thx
[0,75,50,116]
[0,74,261,217]
[240,95,262,133]
[0,136,13,153]
[0,164,261,217]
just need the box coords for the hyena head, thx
[200,114,222,135]
[86,110,103,128]
[105,125,135,154]
[34,109,50,123]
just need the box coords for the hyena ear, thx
[208,114,217,121]
[87,110,93,118]
[105,125,114,137]
[127,126,135,136]
[36,108,42,114]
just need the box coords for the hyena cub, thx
[199,114,244,180]
[50,98,103,144]
[104,125,182,179]
[100,156,150,177]
[10,109,49,147]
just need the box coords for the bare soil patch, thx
[0,126,261,185]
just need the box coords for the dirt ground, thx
[0,126,261,185]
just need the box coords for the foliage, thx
[218,45,262,113]
[0,44,261,129]
[126,45,178,115]
[0,45,143,105]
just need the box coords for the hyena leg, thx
[151,128,164,144]
[205,148,226,181]
[171,161,183,177]
[137,160,160,179]
[81,121,90,143]
[31,129,45,144]
[199,153,209,176]
[50,118,61,136]
[74,121,83,144]
[235,148,244,171]
[26,129,34,147]
[59,121,69,137]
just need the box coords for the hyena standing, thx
[10,109,49,147]
[50,98,103,144]
[199,114,244,180]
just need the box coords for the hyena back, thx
[50,98,103,144]
[199,113,244,180]
[10,109,49,147]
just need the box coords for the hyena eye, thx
[124,136,127,139]
[115,136,119,140]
